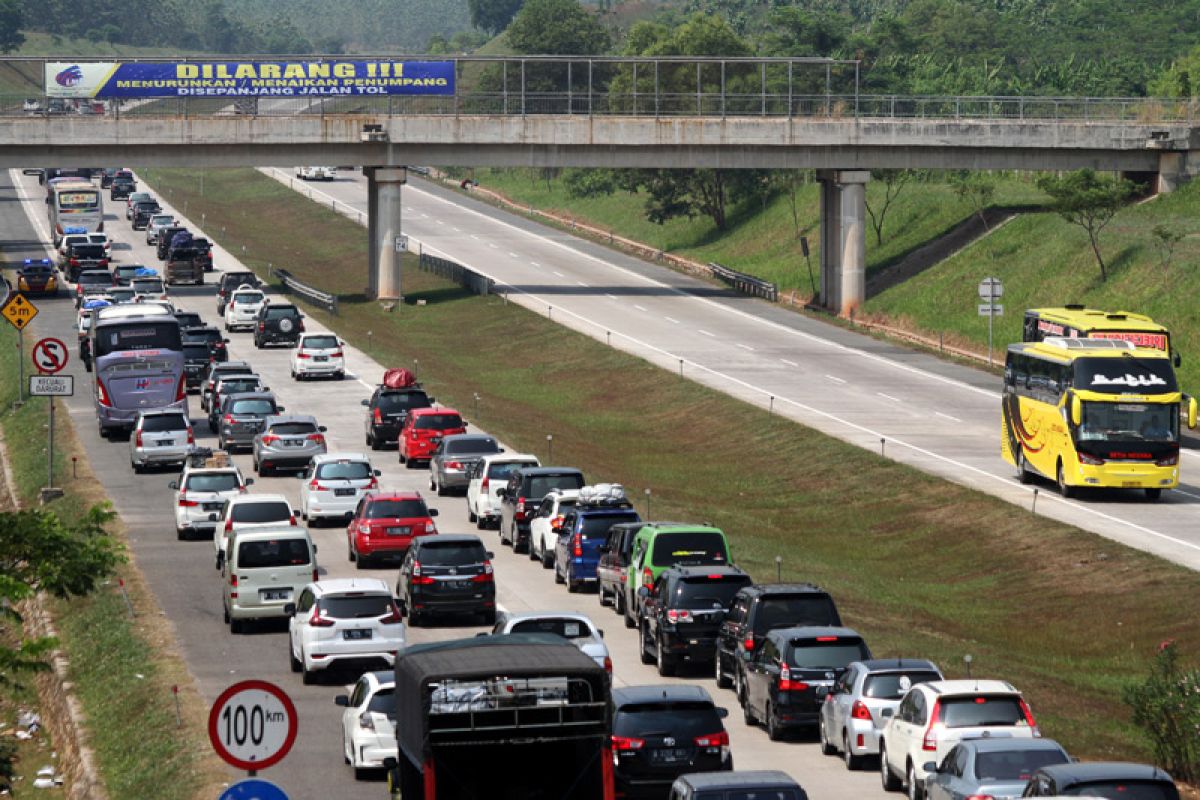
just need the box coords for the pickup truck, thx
[386,634,612,800]
[165,247,204,286]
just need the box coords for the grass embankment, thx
[143,165,1200,761]
[0,322,226,798]
[866,178,1200,390]
[457,167,1046,291]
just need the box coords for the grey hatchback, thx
[428,434,502,496]
[924,738,1070,800]
[217,392,284,453]
[253,415,327,476]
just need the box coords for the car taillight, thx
[308,607,335,627]
[135,430,143,447]
[851,700,873,721]
[778,663,808,693]
[261,435,280,445]
[310,480,325,491]
[223,414,233,425]
[297,352,311,359]
[1157,452,1180,466]
[642,567,654,588]
[331,350,343,358]
[1078,452,1105,466]
[69,258,79,266]
[413,575,436,585]
[358,523,371,535]
[694,731,729,748]
[481,476,490,490]
[743,636,755,651]
[964,795,996,800]
[573,533,583,558]
[178,497,199,507]
[551,514,564,529]
[472,560,495,583]
[297,321,305,332]
[186,428,195,445]
[372,408,382,423]
[922,700,942,751]
[306,433,325,445]
[96,377,112,407]
[1019,698,1040,736]
[516,497,527,512]
[229,573,238,598]
[611,735,644,751]
[311,568,318,581]
[225,518,233,532]
[446,460,463,469]
[258,322,265,331]
[365,477,378,490]
[603,656,612,674]
[666,608,693,623]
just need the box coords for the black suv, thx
[64,242,108,282]
[361,385,433,450]
[216,271,261,315]
[714,583,842,691]
[181,340,213,390]
[396,534,495,626]
[156,226,189,260]
[611,685,732,799]
[638,565,752,677]
[253,303,304,348]
[110,176,136,200]
[130,200,162,229]
[182,326,229,364]
[499,467,585,553]
[597,521,643,618]
[192,238,214,272]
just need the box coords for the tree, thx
[505,0,610,55]
[865,169,912,245]
[626,169,769,231]
[1151,224,1184,271]
[0,0,25,53]
[1036,169,1137,281]
[949,170,996,231]
[1123,640,1200,783]
[467,0,525,35]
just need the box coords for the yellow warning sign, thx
[1,293,39,330]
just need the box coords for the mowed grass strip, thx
[141,166,1200,760]
[0,321,228,800]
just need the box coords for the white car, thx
[288,579,405,686]
[491,611,610,675]
[130,277,168,303]
[212,493,297,563]
[296,166,337,181]
[291,333,346,381]
[529,488,580,568]
[880,679,1040,799]
[465,453,540,530]
[58,232,111,260]
[128,409,193,472]
[336,670,397,779]
[170,466,250,540]
[224,287,266,331]
[300,453,380,522]
[145,215,177,245]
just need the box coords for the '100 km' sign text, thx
[208,680,298,772]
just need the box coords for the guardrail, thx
[418,253,493,296]
[269,265,338,315]
[708,262,778,302]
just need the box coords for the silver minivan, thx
[253,414,327,476]
[222,526,317,634]
[129,409,193,472]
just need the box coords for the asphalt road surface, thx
[2,168,898,798]
[261,166,1200,572]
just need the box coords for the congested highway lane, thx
[5,168,894,799]
[261,167,1200,572]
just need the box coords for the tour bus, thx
[46,178,104,245]
[1023,305,1177,364]
[86,304,186,438]
[1002,337,1197,500]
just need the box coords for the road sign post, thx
[31,338,70,493]
[977,277,1004,366]
[208,680,298,778]
[3,294,40,405]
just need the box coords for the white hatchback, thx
[291,332,346,380]
[212,493,297,564]
[224,287,266,331]
[287,578,405,684]
[465,453,540,529]
[300,454,380,522]
[336,670,397,778]
[170,467,250,540]
[129,409,193,472]
[529,489,580,568]
[491,611,610,675]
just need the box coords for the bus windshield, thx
[58,190,99,210]
[1073,357,1178,395]
[1078,402,1179,443]
[94,322,182,357]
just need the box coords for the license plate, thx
[261,589,289,601]
[284,440,304,447]
[650,748,689,764]
[158,440,174,447]
[314,355,328,362]
[334,488,355,497]
[343,629,372,640]
[387,526,411,536]
[203,503,223,511]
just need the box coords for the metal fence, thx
[270,266,338,315]
[4,55,1195,122]
[418,252,493,296]
[708,262,778,302]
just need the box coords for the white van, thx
[222,526,317,633]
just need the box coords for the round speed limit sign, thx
[208,680,298,771]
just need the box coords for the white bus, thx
[47,178,103,245]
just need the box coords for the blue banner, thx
[46,60,455,98]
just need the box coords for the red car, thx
[398,408,466,466]
[346,492,439,567]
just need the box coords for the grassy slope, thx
[0,320,226,798]
[464,168,1046,292]
[143,165,1200,761]
[866,180,1200,391]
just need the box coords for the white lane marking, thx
[509,252,519,258]
[605,293,618,300]
[634,305,647,312]
[451,226,460,232]
[553,271,565,277]
[436,219,445,225]
[489,243,498,249]
[781,359,799,367]
[936,411,962,422]
[357,378,374,390]
[470,234,480,240]
[737,343,755,352]
[698,329,715,338]
[665,316,680,324]
[577,281,589,287]
[531,261,541,267]
[877,392,902,402]
[825,374,847,384]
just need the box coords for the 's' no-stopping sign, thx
[208,680,298,772]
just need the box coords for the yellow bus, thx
[1022,305,1177,364]
[1001,337,1196,500]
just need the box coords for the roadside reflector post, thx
[118,578,135,618]
[769,395,775,415]
[775,555,782,582]
[1032,488,1039,514]
[172,685,182,728]
[678,359,683,376]
[880,437,886,457]
[546,434,553,463]
[644,488,651,519]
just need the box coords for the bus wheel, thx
[1016,451,1033,484]
[1057,462,1075,498]
[1145,488,1162,501]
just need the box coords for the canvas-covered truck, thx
[387,634,614,800]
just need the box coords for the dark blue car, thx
[554,501,641,593]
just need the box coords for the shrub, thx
[1122,640,1200,782]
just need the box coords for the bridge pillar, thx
[365,166,407,302]
[817,169,869,317]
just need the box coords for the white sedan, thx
[223,287,265,331]
[335,669,396,779]
[291,333,346,380]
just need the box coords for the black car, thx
[217,391,284,452]
[597,521,644,618]
[396,534,495,626]
[73,269,114,307]
[639,566,752,677]
[156,226,189,260]
[362,385,434,450]
[182,341,214,390]
[216,271,261,315]
[174,310,204,330]
[99,168,117,188]
[1022,762,1179,798]
[192,238,215,272]
[498,467,585,553]
[740,626,871,740]
[611,684,732,799]
[183,325,230,363]
[253,303,304,348]
[131,201,162,229]
[110,177,136,200]
[200,360,254,412]
[715,583,843,691]
[64,242,108,282]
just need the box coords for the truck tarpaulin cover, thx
[383,368,417,389]
[45,60,455,98]
[393,635,608,764]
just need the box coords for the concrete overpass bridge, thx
[4,55,1199,311]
